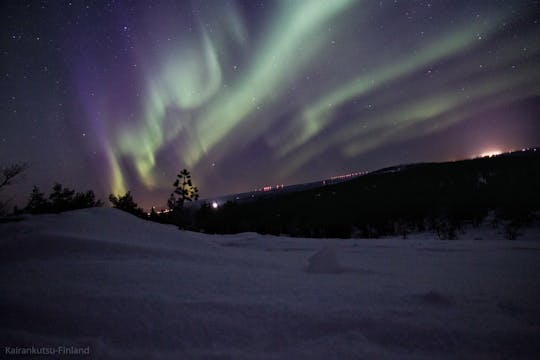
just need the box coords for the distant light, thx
[212,201,218,209]
[480,149,502,158]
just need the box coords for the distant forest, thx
[185,149,540,240]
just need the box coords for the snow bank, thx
[1,208,540,359]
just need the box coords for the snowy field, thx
[1,208,540,359]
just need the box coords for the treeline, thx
[188,150,540,240]
[20,183,103,214]
[6,152,539,240]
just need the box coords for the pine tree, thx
[73,190,103,209]
[168,169,199,211]
[49,183,75,212]
[21,184,102,214]
[109,191,145,217]
[25,186,50,214]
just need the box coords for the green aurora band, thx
[103,1,540,198]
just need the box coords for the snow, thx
[305,247,342,274]
[1,208,540,359]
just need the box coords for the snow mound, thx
[2,208,540,358]
[305,247,342,273]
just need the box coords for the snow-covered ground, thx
[1,208,540,359]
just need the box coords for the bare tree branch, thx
[0,162,29,190]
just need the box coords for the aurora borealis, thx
[2,1,540,208]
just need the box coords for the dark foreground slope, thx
[194,149,540,238]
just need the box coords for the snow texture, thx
[1,208,540,359]
[305,247,342,273]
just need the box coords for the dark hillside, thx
[193,149,540,239]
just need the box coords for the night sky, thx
[1,1,540,209]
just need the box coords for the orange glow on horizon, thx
[479,149,503,158]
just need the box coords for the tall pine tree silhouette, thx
[168,169,199,211]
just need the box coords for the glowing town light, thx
[212,201,219,209]
[479,149,502,158]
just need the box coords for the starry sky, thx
[1,0,540,209]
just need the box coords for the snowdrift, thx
[1,208,540,359]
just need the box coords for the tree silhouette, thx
[0,162,28,190]
[72,190,103,209]
[23,184,103,214]
[25,186,50,214]
[49,183,75,212]
[168,169,199,211]
[0,162,28,215]
[109,191,145,217]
